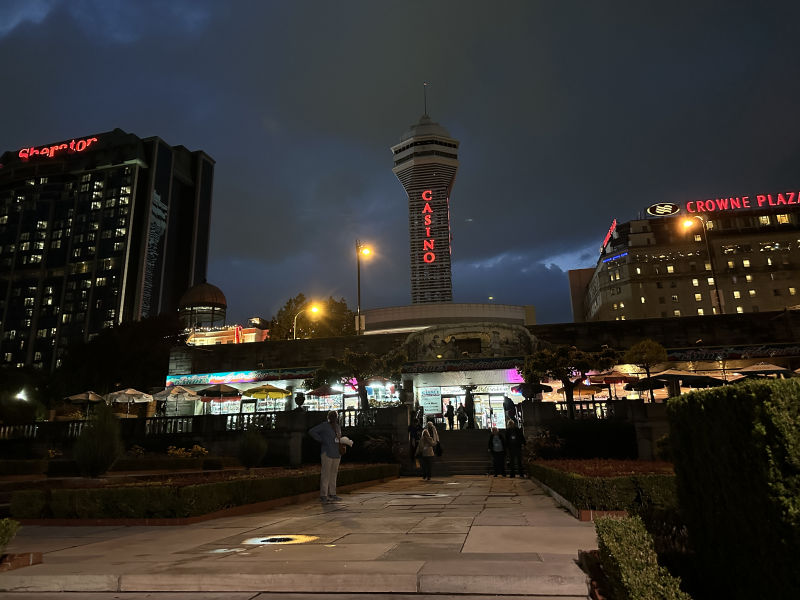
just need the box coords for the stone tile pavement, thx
[0,475,597,598]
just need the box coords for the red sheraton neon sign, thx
[18,136,99,160]
[421,189,435,263]
[685,191,800,213]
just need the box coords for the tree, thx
[269,294,355,340]
[305,349,406,411]
[521,345,619,419]
[623,339,668,402]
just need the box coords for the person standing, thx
[456,402,467,430]
[418,421,439,480]
[309,410,343,502]
[504,419,526,478]
[502,395,516,424]
[445,401,455,430]
[487,426,506,477]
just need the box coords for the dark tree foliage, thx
[269,293,355,340]
[53,313,183,396]
[623,339,669,402]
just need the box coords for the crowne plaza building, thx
[570,192,800,322]
[0,129,214,369]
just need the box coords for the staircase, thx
[434,429,492,475]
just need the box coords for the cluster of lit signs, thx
[641,191,800,218]
[18,136,99,160]
[421,189,436,263]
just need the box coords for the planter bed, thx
[10,463,399,523]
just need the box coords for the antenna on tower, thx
[423,81,429,116]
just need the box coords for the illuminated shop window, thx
[742,259,751,268]
[667,265,675,273]
[697,308,704,315]
[777,214,789,224]
[695,293,702,301]
[736,306,744,314]
[759,216,770,225]
[673,309,681,317]
[733,291,741,299]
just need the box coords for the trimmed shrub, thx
[667,379,800,599]
[237,428,268,469]
[595,516,689,600]
[528,461,676,511]
[72,403,123,477]
[530,419,638,459]
[9,490,47,519]
[0,518,20,553]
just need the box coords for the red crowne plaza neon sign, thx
[18,136,99,160]
[685,191,800,213]
[421,189,436,263]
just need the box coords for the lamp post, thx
[293,304,320,340]
[683,216,724,314]
[356,240,372,334]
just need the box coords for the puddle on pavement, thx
[242,534,319,545]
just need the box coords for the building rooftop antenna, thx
[423,81,429,116]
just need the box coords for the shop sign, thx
[601,219,617,250]
[646,202,680,216]
[474,384,510,394]
[18,136,99,160]
[685,191,800,214]
[418,387,442,413]
[421,189,436,263]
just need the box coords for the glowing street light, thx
[683,216,724,314]
[356,240,372,334]
[293,304,321,340]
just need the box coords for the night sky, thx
[3,0,800,325]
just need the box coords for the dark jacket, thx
[488,432,505,453]
[505,428,526,453]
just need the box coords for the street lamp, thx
[293,304,321,340]
[356,240,372,334]
[683,216,724,314]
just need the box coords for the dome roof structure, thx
[178,282,227,309]
[399,114,453,142]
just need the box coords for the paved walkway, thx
[0,475,597,598]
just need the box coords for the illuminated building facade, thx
[0,128,214,369]
[571,192,800,321]
[391,114,459,303]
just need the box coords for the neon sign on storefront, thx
[18,136,99,160]
[421,189,436,263]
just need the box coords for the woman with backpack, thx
[417,420,439,480]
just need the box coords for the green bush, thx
[667,379,800,599]
[9,490,47,519]
[528,462,676,511]
[530,419,638,459]
[595,516,690,600]
[237,428,268,469]
[72,403,123,477]
[0,518,20,553]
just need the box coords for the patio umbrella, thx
[624,379,667,392]
[590,371,638,399]
[683,375,726,389]
[198,384,242,415]
[106,388,154,416]
[65,390,104,418]
[153,386,199,415]
[735,363,793,378]
[308,384,342,397]
[511,383,553,398]
[244,383,291,399]
[557,382,604,397]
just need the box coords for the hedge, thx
[667,379,800,600]
[528,462,676,511]
[11,464,399,520]
[595,516,690,600]
[0,459,47,476]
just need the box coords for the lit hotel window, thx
[759,216,770,225]
[767,257,773,266]
[746,274,753,282]
[749,290,756,297]
[635,267,641,275]
[695,293,702,301]
[640,296,646,303]
[692,279,699,287]
[736,306,744,314]
[727,260,735,269]
[743,259,751,268]
[671,295,679,302]
[673,309,681,317]
[707,277,715,286]
[619,302,625,308]
[697,308,704,316]
[733,291,741,299]
[705,262,711,271]
[667,265,674,273]
[694,234,702,242]
[777,214,789,224]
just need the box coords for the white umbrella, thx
[153,386,198,415]
[106,388,154,416]
[65,390,104,418]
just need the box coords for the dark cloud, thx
[3,0,800,325]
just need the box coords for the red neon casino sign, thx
[421,189,435,263]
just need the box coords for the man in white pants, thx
[309,410,342,502]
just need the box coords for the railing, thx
[225,412,279,431]
[66,420,87,438]
[555,399,611,419]
[0,423,39,440]
[144,416,195,436]
[340,408,378,428]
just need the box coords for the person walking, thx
[456,402,467,430]
[445,401,455,430]
[309,410,344,502]
[487,426,506,477]
[504,419,526,478]
[417,420,439,480]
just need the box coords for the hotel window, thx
[692,278,699,287]
[742,259,751,268]
[91,201,101,210]
[746,274,753,282]
[705,262,712,271]
[790,287,797,296]
[736,306,744,314]
[727,260,735,269]
[667,265,675,273]
[733,291,741,299]
[81,174,90,182]
[749,290,756,297]
[695,293,702,301]
[115,228,126,237]
[777,214,790,224]
[619,302,624,308]
[673,309,681,317]
[640,296,646,303]
[694,234,702,242]
[671,295,679,302]
[635,267,641,275]
[697,308,704,315]
[759,216,770,225]
[767,257,774,266]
